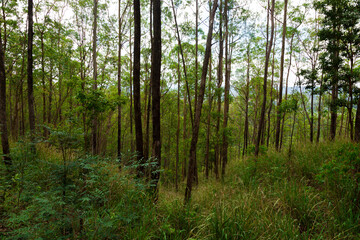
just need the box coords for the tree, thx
[221,0,230,178]
[275,0,288,150]
[0,28,11,167]
[92,0,98,155]
[133,0,144,173]
[255,0,275,156]
[118,0,122,161]
[315,0,343,141]
[27,0,36,148]
[151,0,161,194]
[355,96,360,142]
[215,0,224,179]
[185,0,218,203]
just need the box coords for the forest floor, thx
[1,140,360,239]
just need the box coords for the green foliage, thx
[3,136,360,239]
[1,128,156,239]
[76,89,119,114]
[316,143,360,233]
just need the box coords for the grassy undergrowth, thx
[1,140,360,239]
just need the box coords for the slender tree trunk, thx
[193,0,200,186]
[222,0,230,178]
[267,24,276,147]
[20,76,25,137]
[130,22,134,153]
[182,92,187,181]
[151,0,161,196]
[330,39,339,141]
[339,106,345,137]
[255,0,275,156]
[275,0,287,151]
[144,0,152,161]
[243,45,250,156]
[92,0,98,155]
[185,0,218,203]
[57,28,63,125]
[204,53,212,179]
[195,0,199,114]
[348,57,354,140]
[134,0,144,173]
[317,74,323,143]
[144,73,151,160]
[0,29,11,166]
[170,0,194,127]
[176,49,181,191]
[27,0,36,150]
[215,0,223,180]
[288,110,296,158]
[355,96,360,143]
[40,32,47,137]
[310,78,314,142]
[280,34,295,149]
[118,0,123,161]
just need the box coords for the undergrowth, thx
[1,138,360,239]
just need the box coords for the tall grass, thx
[1,140,360,239]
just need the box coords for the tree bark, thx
[27,0,36,151]
[267,23,276,147]
[275,0,287,151]
[151,0,161,196]
[134,0,144,173]
[355,97,360,142]
[204,52,212,179]
[317,73,323,143]
[176,49,181,191]
[92,0,98,155]
[185,0,218,203]
[170,0,194,128]
[221,0,230,178]
[215,0,223,180]
[118,0,123,161]
[242,45,250,156]
[255,0,275,156]
[182,92,187,181]
[0,28,11,167]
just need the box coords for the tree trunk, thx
[151,0,161,196]
[255,0,275,156]
[118,0,123,161]
[130,22,134,153]
[221,0,230,178]
[170,0,194,128]
[355,97,360,142]
[243,45,250,156]
[330,42,339,141]
[348,56,354,140]
[204,52,212,179]
[275,0,287,151]
[185,0,218,203]
[176,49,181,191]
[267,24,276,147]
[280,34,295,149]
[134,0,144,173]
[27,0,36,150]
[182,92,187,181]
[194,0,199,114]
[40,32,47,137]
[310,78,314,142]
[0,29,11,166]
[92,0,98,155]
[215,0,223,180]
[317,74,323,143]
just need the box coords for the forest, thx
[1,0,360,238]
